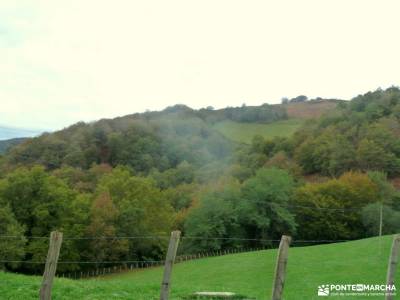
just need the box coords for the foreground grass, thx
[213,119,303,144]
[0,235,397,300]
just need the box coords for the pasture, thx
[213,119,303,143]
[0,235,397,299]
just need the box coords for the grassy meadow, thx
[213,119,303,144]
[0,235,397,300]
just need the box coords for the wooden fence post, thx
[271,235,291,300]
[39,231,63,300]
[386,234,400,300]
[160,230,181,300]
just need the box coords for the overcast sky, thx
[1,0,400,130]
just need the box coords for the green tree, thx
[356,139,391,172]
[327,137,356,176]
[85,192,128,265]
[240,168,297,241]
[184,184,242,252]
[0,166,85,272]
[361,203,400,236]
[96,167,173,259]
[0,205,26,270]
[360,171,400,236]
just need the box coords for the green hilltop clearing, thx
[212,100,338,143]
[0,235,398,300]
[213,119,304,144]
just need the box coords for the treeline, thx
[185,169,400,251]
[129,103,287,125]
[4,111,232,172]
[2,87,400,275]
[2,165,399,274]
[2,102,287,173]
[196,103,287,124]
[0,166,173,274]
[235,87,400,178]
[186,87,400,248]
[294,88,400,176]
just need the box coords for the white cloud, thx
[1,0,400,129]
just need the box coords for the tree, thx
[290,95,308,103]
[294,172,378,240]
[96,167,174,259]
[0,166,85,272]
[0,205,26,270]
[356,139,391,172]
[361,203,400,236]
[1,166,77,233]
[266,151,302,177]
[85,192,128,265]
[240,168,297,241]
[360,171,400,236]
[294,138,319,174]
[151,161,195,189]
[184,184,242,252]
[327,136,356,176]
[367,171,395,204]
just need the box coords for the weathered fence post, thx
[386,234,400,300]
[39,231,63,300]
[160,230,181,300]
[379,203,383,237]
[271,235,291,300]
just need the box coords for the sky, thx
[1,0,400,131]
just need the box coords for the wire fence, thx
[0,234,354,242]
[1,233,398,300]
[0,233,359,280]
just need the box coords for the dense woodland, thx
[1,88,400,274]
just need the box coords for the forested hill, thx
[4,106,236,173]
[236,87,400,178]
[0,100,332,172]
[3,88,400,277]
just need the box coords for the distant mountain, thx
[0,138,27,154]
[0,126,42,140]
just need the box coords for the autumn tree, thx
[294,172,378,240]
[85,192,128,265]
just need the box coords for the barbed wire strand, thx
[0,234,355,242]
[0,260,164,264]
[0,235,170,240]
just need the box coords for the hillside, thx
[3,110,234,172]
[0,235,396,300]
[213,119,303,144]
[1,99,340,167]
[0,138,27,154]
[213,100,340,144]
[1,88,400,284]
[284,99,341,119]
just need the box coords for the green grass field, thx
[0,235,398,300]
[213,119,303,144]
